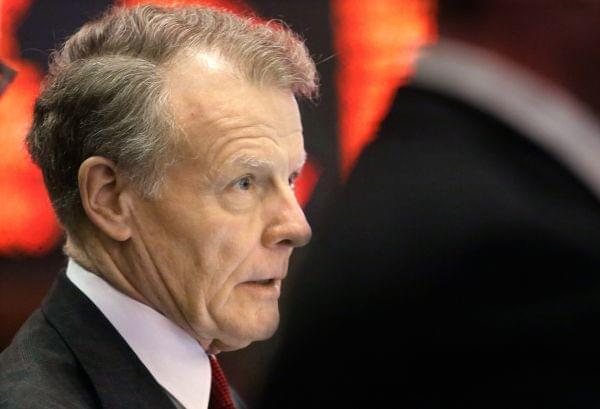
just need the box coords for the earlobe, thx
[78,156,132,242]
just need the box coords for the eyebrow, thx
[226,153,275,171]
[216,151,307,179]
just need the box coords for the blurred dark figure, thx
[260,1,600,408]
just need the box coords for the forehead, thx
[164,52,303,160]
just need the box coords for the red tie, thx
[208,354,236,409]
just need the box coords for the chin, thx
[253,310,281,340]
[253,321,279,342]
[218,314,280,351]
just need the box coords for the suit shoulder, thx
[379,85,514,140]
[354,85,598,210]
[0,309,100,408]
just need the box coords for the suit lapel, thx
[42,272,176,409]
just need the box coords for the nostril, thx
[278,239,293,246]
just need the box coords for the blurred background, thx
[0,0,435,405]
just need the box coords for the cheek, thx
[189,220,258,289]
[208,233,258,293]
[155,194,265,300]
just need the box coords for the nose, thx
[262,187,312,249]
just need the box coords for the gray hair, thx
[27,4,318,232]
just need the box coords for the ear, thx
[78,156,133,241]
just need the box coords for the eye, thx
[234,176,253,191]
[288,171,300,190]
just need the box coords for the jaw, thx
[189,289,282,353]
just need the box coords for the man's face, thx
[127,56,311,353]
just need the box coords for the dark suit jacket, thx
[0,271,179,408]
[260,85,600,408]
[0,271,251,409]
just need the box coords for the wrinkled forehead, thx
[163,51,303,163]
[168,51,297,118]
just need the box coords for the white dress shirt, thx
[66,259,211,409]
[412,38,600,202]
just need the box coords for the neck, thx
[66,230,150,307]
[66,228,216,352]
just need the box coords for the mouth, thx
[253,278,276,285]
[241,278,282,299]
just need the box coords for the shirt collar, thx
[412,38,600,202]
[66,259,211,409]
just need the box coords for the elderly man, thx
[0,4,316,408]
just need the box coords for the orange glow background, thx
[332,0,436,178]
[0,0,61,256]
[0,0,435,256]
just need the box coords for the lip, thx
[247,266,288,283]
[248,273,285,282]
[240,279,282,299]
